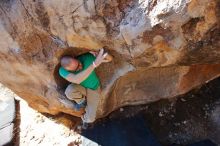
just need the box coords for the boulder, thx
[0,0,219,118]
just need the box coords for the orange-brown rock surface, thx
[0,0,219,118]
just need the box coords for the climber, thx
[59,48,112,126]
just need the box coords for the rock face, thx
[0,0,219,118]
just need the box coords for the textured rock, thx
[0,0,219,118]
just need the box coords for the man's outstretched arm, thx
[65,49,107,84]
[90,50,113,62]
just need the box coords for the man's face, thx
[65,58,83,71]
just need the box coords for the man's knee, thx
[64,84,74,100]
[64,84,86,101]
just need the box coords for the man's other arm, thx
[66,64,95,84]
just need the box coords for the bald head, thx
[60,56,80,71]
[61,56,73,67]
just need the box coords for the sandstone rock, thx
[0,0,219,118]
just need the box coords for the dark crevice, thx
[53,63,69,95]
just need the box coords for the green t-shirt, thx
[59,53,100,90]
